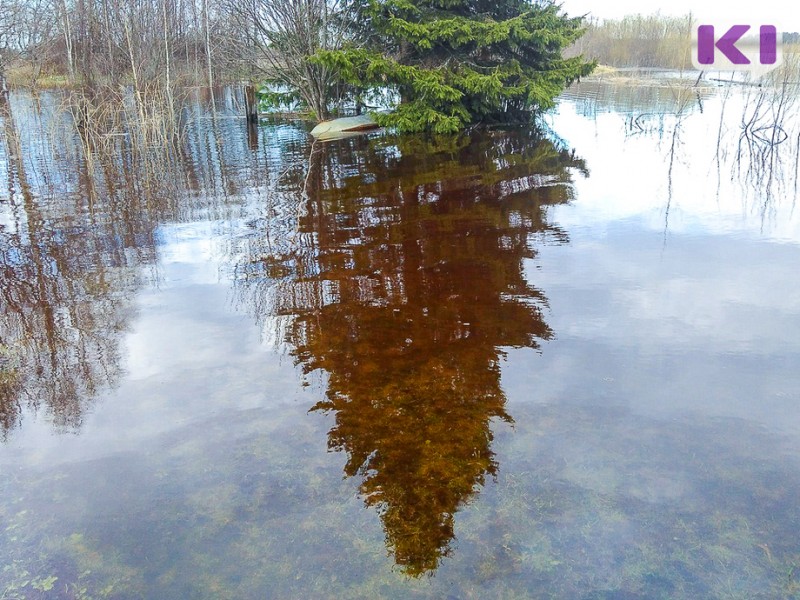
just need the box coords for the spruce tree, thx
[316,0,595,133]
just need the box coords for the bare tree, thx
[0,0,253,93]
[0,0,58,92]
[225,0,355,119]
[0,0,22,95]
[14,0,58,88]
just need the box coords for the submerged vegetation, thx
[4,398,800,598]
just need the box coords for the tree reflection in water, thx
[238,129,587,575]
[0,96,145,436]
[0,90,259,438]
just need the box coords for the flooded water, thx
[1,80,800,598]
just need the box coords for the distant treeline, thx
[568,13,800,70]
[567,14,693,69]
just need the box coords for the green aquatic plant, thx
[0,344,20,437]
[63,533,144,599]
[0,344,17,383]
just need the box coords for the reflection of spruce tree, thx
[254,130,586,575]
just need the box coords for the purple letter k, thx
[698,25,751,65]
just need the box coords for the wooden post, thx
[244,85,259,124]
[247,120,258,150]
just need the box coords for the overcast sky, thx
[560,0,800,32]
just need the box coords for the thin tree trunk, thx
[124,18,147,128]
[203,0,213,91]
[60,0,76,81]
[191,0,199,84]
[180,0,190,81]
[76,0,93,85]
[163,0,175,117]
[102,0,115,81]
[0,54,7,98]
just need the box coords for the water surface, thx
[1,81,800,598]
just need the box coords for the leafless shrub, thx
[223,0,357,119]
